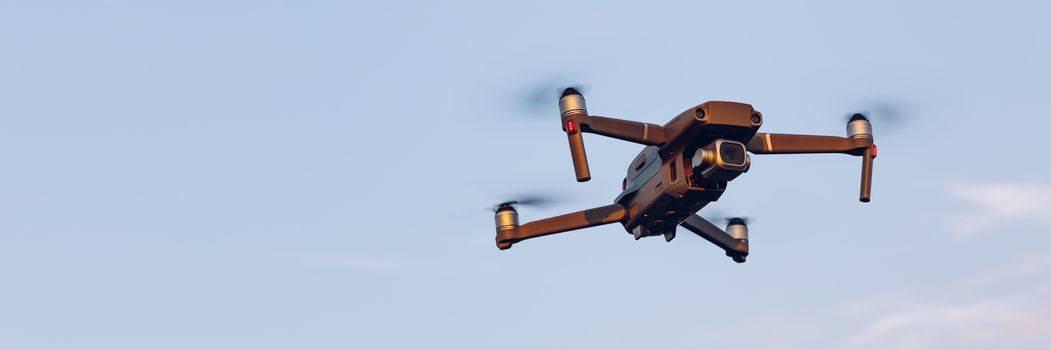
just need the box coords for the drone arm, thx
[680,215,748,259]
[582,115,667,146]
[496,204,627,249]
[746,133,871,155]
[747,133,876,202]
[557,89,667,182]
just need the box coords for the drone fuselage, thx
[613,101,761,240]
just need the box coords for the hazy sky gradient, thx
[2,1,1050,349]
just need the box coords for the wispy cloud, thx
[1015,254,1051,274]
[841,252,1051,350]
[845,300,1051,350]
[946,182,1051,234]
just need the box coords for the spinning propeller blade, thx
[516,79,588,118]
[705,210,754,226]
[844,100,912,134]
[489,193,562,212]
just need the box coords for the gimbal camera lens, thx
[719,142,747,167]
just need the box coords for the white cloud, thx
[846,300,1051,350]
[946,182,1051,234]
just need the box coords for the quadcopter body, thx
[494,88,875,263]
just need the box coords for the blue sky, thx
[2,1,1050,349]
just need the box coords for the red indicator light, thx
[871,145,878,158]
[566,120,577,134]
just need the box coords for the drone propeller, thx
[489,193,562,212]
[517,79,588,117]
[725,216,753,226]
[844,100,911,134]
[704,210,755,226]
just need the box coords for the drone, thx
[493,88,876,263]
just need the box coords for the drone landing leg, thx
[680,215,749,262]
[496,204,626,250]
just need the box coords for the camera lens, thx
[719,142,745,166]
